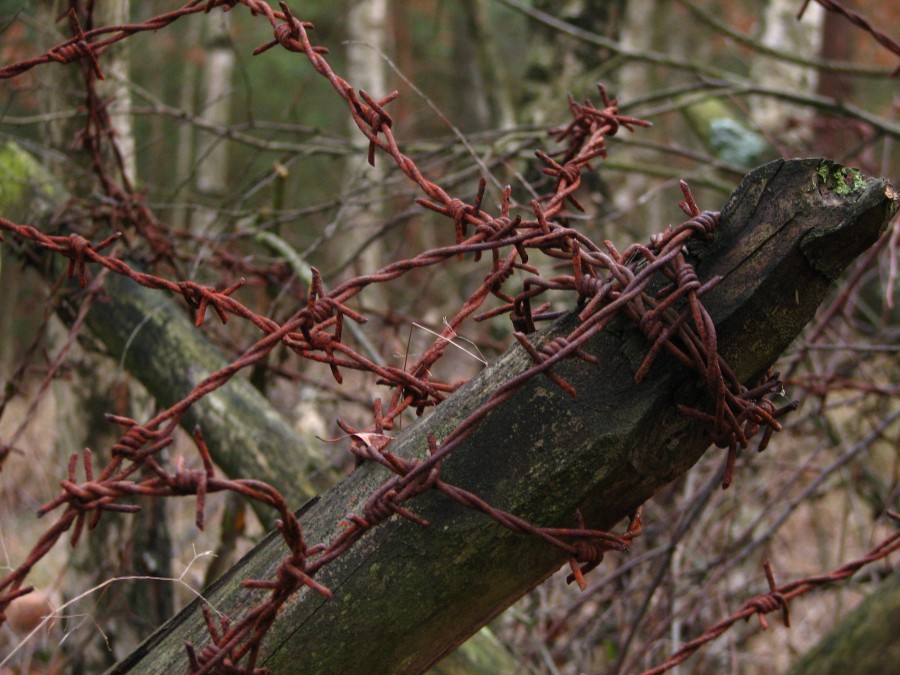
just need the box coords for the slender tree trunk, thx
[172,18,203,230]
[814,0,861,161]
[523,0,627,126]
[458,0,517,130]
[344,0,390,310]
[750,0,825,147]
[95,1,137,185]
[612,0,674,232]
[194,11,234,202]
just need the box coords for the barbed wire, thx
[0,1,889,673]
[797,0,900,75]
[642,510,900,675]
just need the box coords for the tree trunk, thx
[750,0,825,146]
[522,0,627,127]
[612,0,681,231]
[94,0,137,185]
[194,11,235,201]
[110,159,898,673]
[458,0,517,130]
[343,0,390,308]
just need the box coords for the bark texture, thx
[109,159,898,674]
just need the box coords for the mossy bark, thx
[107,159,898,674]
[81,270,336,514]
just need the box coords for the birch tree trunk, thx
[194,11,235,202]
[95,1,137,186]
[611,0,678,232]
[344,0,390,309]
[457,0,517,130]
[750,0,826,147]
[523,0,627,127]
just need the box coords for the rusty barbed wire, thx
[0,1,220,81]
[641,510,900,675]
[798,0,900,75]
[0,2,825,673]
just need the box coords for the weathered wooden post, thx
[110,159,898,673]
